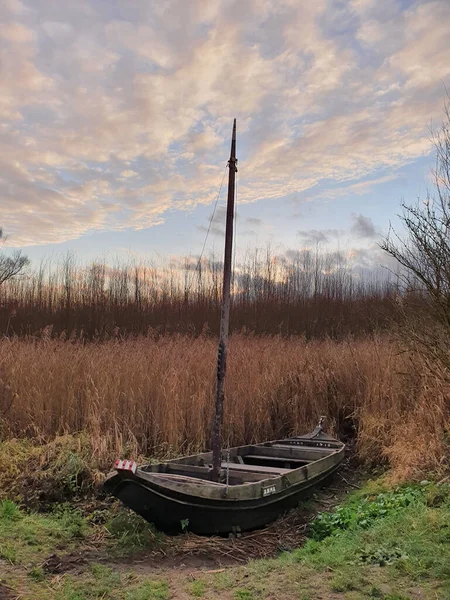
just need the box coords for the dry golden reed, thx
[0,334,448,480]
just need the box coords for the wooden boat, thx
[104,120,345,534]
[104,421,344,535]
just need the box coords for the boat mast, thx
[211,119,237,481]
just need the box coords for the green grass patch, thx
[125,580,170,600]
[0,498,21,520]
[46,572,169,600]
[187,579,206,597]
[310,484,424,540]
[278,480,450,598]
[0,499,89,566]
[293,482,450,580]
[210,570,235,591]
[28,565,45,582]
[234,590,255,600]
[105,507,165,554]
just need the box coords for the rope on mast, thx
[186,165,228,295]
[232,162,238,292]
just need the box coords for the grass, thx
[0,435,105,508]
[0,498,164,571]
[0,499,86,565]
[125,580,170,600]
[205,480,450,599]
[0,480,448,599]
[276,480,450,598]
[50,575,170,600]
[187,579,206,597]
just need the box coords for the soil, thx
[0,583,15,600]
[42,553,87,575]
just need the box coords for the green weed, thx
[291,481,450,591]
[0,499,21,521]
[211,570,234,591]
[330,575,357,592]
[330,569,367,592]
[310,485,423,540]
[89,563,121,594]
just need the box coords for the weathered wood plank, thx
[244,454,309,465]
[221,461,292,475]
[270,444,331,460]
[246,445,319,461]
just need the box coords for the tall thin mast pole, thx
[211,119,237,481]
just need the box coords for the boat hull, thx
[104,437,344,535]
[105,460,341,535]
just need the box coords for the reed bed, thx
[0,248,395,339]
[0,334,447,481]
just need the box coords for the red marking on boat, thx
[115,459,137,473]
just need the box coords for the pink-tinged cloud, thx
[0,0,449,246]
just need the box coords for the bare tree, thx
[0,229,30,285]
[381,95,450,370]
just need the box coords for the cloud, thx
[245,217,263,226]
[0,0,449,246]
[196,205,228,239]
[350,213,377,238]
[313,174,399,202]
[297,228,341,246]
[348,243,400,273]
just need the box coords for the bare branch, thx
[380,94,450,367]
[0,232,30,285]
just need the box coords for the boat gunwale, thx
[110,440,345,502]
[104,451,344,512]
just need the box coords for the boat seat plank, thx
[246,444,328,461]
[244,454,309,465]
[221,461,292,474]
[272,444,331,455]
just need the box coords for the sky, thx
[1,0,450,269]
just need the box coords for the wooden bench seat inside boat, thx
[270,444,331,460]
[239,444,330,462]
[243,454,309,466]
[221,461,292,475]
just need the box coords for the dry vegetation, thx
[0,248,395,339]
[2,99,450,500]
[0,333,448,489]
